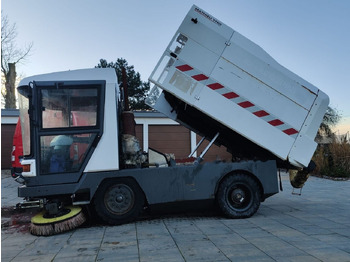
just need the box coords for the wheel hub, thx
[104,184,135,215]
[116,194,124,203]
[231,188,245,204]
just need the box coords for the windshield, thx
[18,91,31,156]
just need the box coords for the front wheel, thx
[94,178,145,225]
[217,174,261,218]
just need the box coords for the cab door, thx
[29,80,105,186]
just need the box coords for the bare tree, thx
[1,13,33,108]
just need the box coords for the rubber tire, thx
[217,173,261,219]
[94,178,145,225]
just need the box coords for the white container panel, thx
[299,92,329,139]
[288,134,318,168]
[209,58,309,131]
[229,31,278,67]
[223,36,317,111]
[178,15,231,57]
[177,38,220,77]
[288,91,329,167]
[229,32,319,95]
[185,5,234,42]
[156,65,204,106]
[193,86,295,160]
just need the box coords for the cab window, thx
[38,84,102,175]
[41,88,98,129]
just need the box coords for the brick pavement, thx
[1,171,350,262]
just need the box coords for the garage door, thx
[149,125,190,159]
[1,124,16,169]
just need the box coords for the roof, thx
[1,109,19,117]
[18,68,118,86]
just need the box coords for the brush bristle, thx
[30,223,55,236]
[54,211,86,233]
[30,209,86,236]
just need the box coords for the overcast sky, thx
[2,0,350,133]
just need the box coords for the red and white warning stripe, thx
[175,61,299,138]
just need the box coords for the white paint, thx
[21,159,36,177]
[84,81,120,172]
[190,131,198,157]
[1,116,18,124]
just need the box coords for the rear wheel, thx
[94,178,145,225]
[217,173,261,218]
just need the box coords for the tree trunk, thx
[4,63,17,109]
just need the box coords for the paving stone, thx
[305,247,350,262]
[101,238,137,248]
[193,220,233,235]
[1,250,24,262]
[2,172,350,261]
[291,224,332,236]
[274,255,321,262]
[54,244,100,259]
[139,249,185,262]
[222,243,275,261]
[104,223,136,237]
[310,233,350,248]
[290,238,335,252]
[177,240,228,261]
[11,254,57,262]
[208,233,250,246]
[96,246,139,262]
[231,226,273,239]
[54,255,97,262]
[263,245,308,258]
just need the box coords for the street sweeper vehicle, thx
[15,5,329,236]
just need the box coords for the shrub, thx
[312,136,350,178]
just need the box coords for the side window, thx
[41,88,98,129]
[38,84,102,174]
[40,133,96,174]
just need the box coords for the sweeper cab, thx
[15,5,329,235]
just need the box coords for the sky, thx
[2,0,350,134]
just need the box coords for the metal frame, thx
[24,80,106,186]
[188,136,205,158]
[198,132,220,160]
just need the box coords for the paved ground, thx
[1,170,350,262]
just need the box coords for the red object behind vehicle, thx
[11,119,23,178]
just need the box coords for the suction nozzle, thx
[289,161,316,194]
